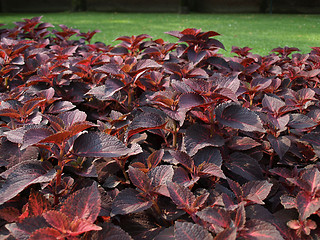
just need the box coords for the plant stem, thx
[151,198,162,216]
[269,151,275,168]
[54,144,65,205]
[127,88,134,108]
[172,120,178,149]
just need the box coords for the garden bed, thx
[0,16,320,239]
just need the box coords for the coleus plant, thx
[0,16,320,240]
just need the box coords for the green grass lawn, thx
[1,12,319,56]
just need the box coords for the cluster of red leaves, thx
[0,16,320,239]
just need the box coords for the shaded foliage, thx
[0,16,320,239]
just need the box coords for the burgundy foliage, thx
[0,16,320,239]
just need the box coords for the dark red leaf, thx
[196,207,230,230]
[262,95,285,113]
[46,100,75,114]
[178,92,206,110]
[187,48,207,65]
[192,192,210,210]
[179,34,197,43]
[109,46,129,55]
[207,38,225,50]
[43,210,69,233]
[241,219,284,240]
[6,216,50,240]
[78,29,101,43]
[213,88,239,102]
[170,150,194,171]
[214,227,237,240]
[288,114,317,129]
[301,133,320,157]
[58,109,87,129]
[0,139,38,168]
[228,136,261,150]
[227,178,243,199]
[110,188,152,216]
[128,166,151,192]
[297,88,315,100]
[86,78,125,100]
[212,73,240,94]
[134,59,161,71]
[69,218,102,235]
[197,162,226,179]
[21,127,53,150]
[154,226,174,240]
[300,69,320,79]
[4,127,29,144]
[207,56,229,70]
[0,207,20,222]
[172,167,194,187]
[280,195,297,209]
[235,203,246,229]
[242,180,273,204]
[146,149,164,169]
[271,46,300,56]
[167,182,195,210]
[265,114,290,131]
[40,121,96,144]
[215,102,265,132]
[267,135,291,159]
[0,161,55,205]
[300,167,320,194]
[193,147,222,167]
[286,220,300,230]
[251,77,272,91]
[29,227,61,240]
[95,63,123,76]
[126,111,167,141]
[73,132,141,158]
[225,152,263,181]
[174,221,213,240]
[148,165,174,196]
[0,108,20,119]
[184,124,225,156]
[43,114,65,132]
[308,109,320,122]
[165,30,182,38]
[60,182,101,223]
[28,189,51,217]
[296,191,320,220]
[90,222,133,240]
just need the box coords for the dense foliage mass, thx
[0,16,320,239]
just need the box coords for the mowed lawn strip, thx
[1,12,319,56]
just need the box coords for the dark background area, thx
[0,0,320,14]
